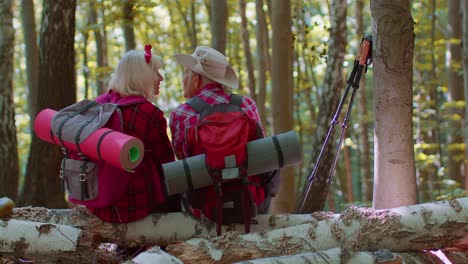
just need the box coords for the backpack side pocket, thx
[61,158,99,201]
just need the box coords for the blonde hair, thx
[108,50,163,98]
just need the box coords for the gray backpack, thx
[51,95,146,208]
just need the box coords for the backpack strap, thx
[229,94,243,107]
[186,97,211,115]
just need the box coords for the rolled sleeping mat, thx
[163,130,302,195]
[34,108,144,171]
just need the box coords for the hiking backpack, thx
[183,94,277,235]
[51,93,147,208]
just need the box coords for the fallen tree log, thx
[232,248,446,264]
[2,197,468,263]
[166,197,468,263]
[0,219,98,263]
[8,206,318,246]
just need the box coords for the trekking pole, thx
[298,35,373,213]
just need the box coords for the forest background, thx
[0,0,466,214]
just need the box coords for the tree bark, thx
[270,0,295,214]
[122,0,136,51]
[9,206,318,244]
[255,0,269,127]
[462,0,468,192]
[447,0,464,186]
[20,0,76,208]
[0,0,19,201]
[232,248,447,264]
[371,0,417,209]
[166,197,468,263]
[0,219,96,263]
[3,198,468,262]
[20,0,40,120]
[239,0,256,101]
[89,1,107,95]
[210,0,227,54]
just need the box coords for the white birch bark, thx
[166,197,468,263]
[9,206,318,245]
[0,219,93,262]
[371,0,418,209]
[233,248,446,264]
[125,247,183,264]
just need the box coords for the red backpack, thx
[184,94,275,235]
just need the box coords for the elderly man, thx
[169,46,279,233]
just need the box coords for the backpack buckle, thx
[79,173,86,181]
[78,152,86,160]
[61,147,68,155]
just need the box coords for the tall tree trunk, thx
[122,0,136,51]
[89,1,107,95]
[269,0,294,213]
[356,0,373,202]
[255,0,269,127]
[239,0,256,101]
[21,0,39,120]
[20,0,76,208]
[464,0,468,192]
[0,0,19,200]
[296,0,347,213]
[210,0,227,54]
[447,0,464,185]
[371,0,417,209]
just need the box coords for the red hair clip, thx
[144,44,152,64]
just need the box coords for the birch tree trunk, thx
[0,0,19,201]
[166,197,468,263]
[3,198,468,262]
[371,0,417,209]
[269,0,295,214]
[233,248,449,264]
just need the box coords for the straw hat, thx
[173,46,239,89]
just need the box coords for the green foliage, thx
[11,0,468,211]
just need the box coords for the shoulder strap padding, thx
[229,94,243,107]
[186,94,245,118]
[186,96,210,115]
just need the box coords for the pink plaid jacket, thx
[169,83,265,159]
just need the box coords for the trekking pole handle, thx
[357,35,372,67]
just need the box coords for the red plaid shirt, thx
[89,92,180,223]
[169,83,265,159]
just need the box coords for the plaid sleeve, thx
[169,106,188,159]
[242,96,266,137]
[152,109,175,164]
